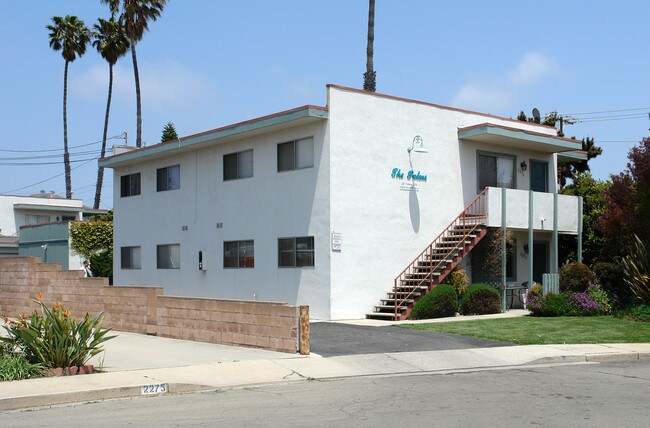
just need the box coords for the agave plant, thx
[622,235,650,304]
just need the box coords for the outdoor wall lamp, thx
[520,160,528,172]
[407,135,428,154]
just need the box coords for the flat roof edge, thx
[100,105,328,168]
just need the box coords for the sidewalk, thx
[1,313,649,412]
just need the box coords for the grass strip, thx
[398,316,650,345]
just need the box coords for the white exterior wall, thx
[113,121,333,319]
[325,87,565,319]
[0,195,83,237]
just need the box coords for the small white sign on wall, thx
[400,181,419,191]
[331,232,342,252]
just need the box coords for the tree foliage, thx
[597,137,650,256]
[559,172,610,264]
[69,221,113,259]
[161,121,179,142]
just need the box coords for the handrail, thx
[393,188,488,319]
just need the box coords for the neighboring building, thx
[100,85,585,320]
[0,192,108,267]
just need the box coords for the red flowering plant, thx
[0,294,115,369]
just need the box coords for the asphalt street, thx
[5,361,648,427]
[309,322,511,356]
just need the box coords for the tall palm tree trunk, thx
[363,0,376,92]
[94,64,114,209]
[63,60,72,198]
[130,41,142,147]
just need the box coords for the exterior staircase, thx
[366,189,488,321]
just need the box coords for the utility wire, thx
[0,134,125,153]
[1,156,99,194]
[564,107,650,116]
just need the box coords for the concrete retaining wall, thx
[0,257,308,354]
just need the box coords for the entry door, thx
[532,242,549,283]
[530,160,548,193]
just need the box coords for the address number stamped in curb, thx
[141,383,168,395]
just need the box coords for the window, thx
[278,236,314,267]
[157,244,180,269]
[25,215,51,225]
[277,137,314,172]
[121,246,141,269]
[223,149,253,180]
[223,240,254,268]
[157,165,180,191]
[120,173,141,197]
[477,152,515,192]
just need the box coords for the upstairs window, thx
[223,240,254,268]
[224,149,253,180]
[277,137,314,172]
[157,165,180,191]
[278,236,315,267]
[120,173,141,197]
[477,152,515,192]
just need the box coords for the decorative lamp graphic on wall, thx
[407,135,428,154]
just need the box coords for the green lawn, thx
[399,316,650,345]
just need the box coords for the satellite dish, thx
[532,108,541,124]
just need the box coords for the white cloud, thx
[452,52,559,112]
[508,53,558,86]
[72,59,216,110]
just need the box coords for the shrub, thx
[449,268,469,298]
[538,293,567,317]
[559,262,596,292]
[592,262,630,307]
[409,284,458,320]
[90,249,113,284]
[0,354,43,382]
[461,283,501,315]
[1,294,115,369]
[525,283,544,313]
[627,304,650,322]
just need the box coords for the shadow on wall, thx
[409,187,420,233]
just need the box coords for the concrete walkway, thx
[1,311,649,412]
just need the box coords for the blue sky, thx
[1,1,648,209]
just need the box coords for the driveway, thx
[309,322,511,357]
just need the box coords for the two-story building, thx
[100,85,585,320]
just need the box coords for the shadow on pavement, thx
[310,323,512,357]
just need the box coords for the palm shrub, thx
[559,262,596,292]
[1,295,115,368]
[622,235,650,304]
[409,284,458,320]
[461,283,501,315]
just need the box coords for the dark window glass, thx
[278,237,314,267]
[120,173,141,197]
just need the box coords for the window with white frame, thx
[477,152,515,192]
[157,165,180,191]
[121,246,141,269]
[157,244,180,269]
[120,172,141,197]
[223,240,254,268]
[223,149,253,181]
[278,236,314,267]
[277,137,314,172]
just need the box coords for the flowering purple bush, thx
[527,284,610,317]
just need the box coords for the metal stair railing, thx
[393,188,488,320]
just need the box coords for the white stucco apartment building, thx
[100,85,585,320]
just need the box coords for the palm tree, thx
[363,0,376,92]
[47,16,91,199]
[102,0,168,148]
[92,17,130,209]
